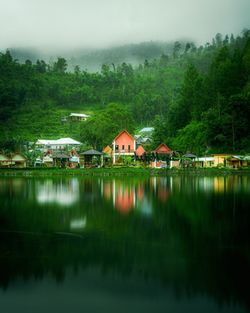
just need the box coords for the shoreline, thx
[0,167,250,177]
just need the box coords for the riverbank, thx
[1,167,250,177]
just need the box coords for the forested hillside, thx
[0,31,249,153]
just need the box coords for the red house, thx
[135,145,145,157]
[154,143,172,154]
[112,130,136,164]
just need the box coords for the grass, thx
[0,167,250,177]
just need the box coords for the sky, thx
[0,0,249,51]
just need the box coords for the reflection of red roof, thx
[103,182,112,199]
[136,145,145,157]
[115,188,134,214]
[158,189,169,202]
[113,129,135,142]
[154,143,172,154]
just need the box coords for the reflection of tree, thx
[0,176,249,311]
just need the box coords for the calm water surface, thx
[0,175,249,313]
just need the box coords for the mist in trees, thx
[0,30,249,154]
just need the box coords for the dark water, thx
[0,175,249,313]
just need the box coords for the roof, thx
[55,138,81,145]
[12,154,27,161]
[183,153,197,158]
[80,149,102,156]
[36,138,81,146]
[0,154,9,161]
[195,157,214,162]
[154,143,172,154]
[103,146,112,155]
[113,130,135,142]
[70,113,90,118]
[52,153,70,159]
[139,127,154,133]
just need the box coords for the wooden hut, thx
[80,149,103,168]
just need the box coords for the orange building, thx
[135,145,145,157]
[112,130,136,164]
[154,143,172,154]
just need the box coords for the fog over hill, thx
[8,41,185,72]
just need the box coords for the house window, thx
[128,145,130,152]
[122,145,125,150]
[115,145,119,151]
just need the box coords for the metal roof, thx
[139,127,154,133]
[36,138,81,145]
[80,149,102,156]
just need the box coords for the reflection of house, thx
[37,179,79,206]
[69,113,90,121]
[113,181,135,214]
[112,130,136,164]
[36,138,81,152]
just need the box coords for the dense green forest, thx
[0,30,249,154]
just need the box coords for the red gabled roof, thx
[154,143,172,154]
[113,129,135,142]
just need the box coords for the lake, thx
[0,175,249,313]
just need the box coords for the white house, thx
[69,113,90,121]
[36,138,81,152]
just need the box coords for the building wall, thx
[114,132,135,152]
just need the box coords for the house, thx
[36,138,81,152]
[52,153,70,168]
[139,127,154,136]
[112,130,136,164]
[0,154,10,167]
[79,149,103,168]
[194,156,214,168]
[42,155,53,167]
[69,149,80,168]
[134,135,152,146]
[213,154,249,168]
[69,113,90,121]
[11,153,27,168]
[135,145,145,157]
[154,143,172,155]
[151,143,172,168]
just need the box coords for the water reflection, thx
[0,175,249,313]
[36,178,79,206]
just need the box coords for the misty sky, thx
[0,0,249,50]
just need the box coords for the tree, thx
[53,57,67,73]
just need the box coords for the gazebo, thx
[80,149,103,168]
[52,153,70,167]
